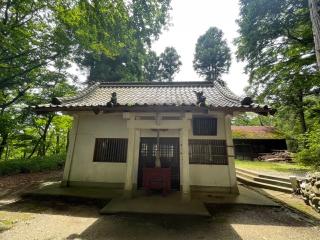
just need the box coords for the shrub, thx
[296,128,320,169]
[0,153,66,176]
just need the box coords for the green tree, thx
[62,0,173,83]
[0,0,172,160]
[193,27,231,82]
[236,0,320,167]
[143,51,161,82]
[83,48,145,82]
[0,0,72,159]
[232,113,273,126]
[159,47,182,82]
[236,0,320,134]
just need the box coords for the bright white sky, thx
[152,0,248,95]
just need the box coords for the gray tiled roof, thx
[36,81,273,114]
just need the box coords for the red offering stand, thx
[143,167,171,195]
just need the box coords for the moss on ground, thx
[0,211,33,232]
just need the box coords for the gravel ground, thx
[0,198,319,240]
[0,171,319,240]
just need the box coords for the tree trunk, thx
[27,115,54,159]
[0,133,8,160]
[5,144,10,161]
[309,0,320,69]
[297,90,307,133]
[258,116,264,126]
[56,134,60,154]
[66,129,70,151]
[298,108,307,133]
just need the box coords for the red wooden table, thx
[143,167,171,195]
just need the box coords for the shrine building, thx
[35,81,273,200]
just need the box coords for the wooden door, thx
[138,137,180,189]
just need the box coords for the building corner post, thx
[61,114,79,187]
[225,114,239,194]
[181,113,192,201]
[123,113,136,198]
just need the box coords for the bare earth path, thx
[0,171,319,240]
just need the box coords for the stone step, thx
[236,171,292,189]
[236,175,292,193]
[236,167,291,183]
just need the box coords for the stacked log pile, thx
[300,172,320,213]
[257,150,293,162]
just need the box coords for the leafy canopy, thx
[235,0,319,103]
[67,0,172,83]
[235,0,320,167]
[235,0,320,132]
[143,50,161,82]
[0,0,172,160]
[193,27,231,82]
[159,47,182,82]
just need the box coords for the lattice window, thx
[189,139,228,165]
[93,138,128,163]
[160,144,174,158]
[140,143,148,157]
[192,117,217,136]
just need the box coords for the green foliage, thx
[143,50,161,82]
[236,0,320,133]
[236,0,320,168]
[0,0,77,160]
[0,0,172,162]
[296,125,320,168]
[193,27,231,82]
[0,0,71,90]
[0,153,66,176]
[55,0,131,59]
[72,0,172,83]
[159,47,182,82]
[232,113,273,126]
[84,47,146,82]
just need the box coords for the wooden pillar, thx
[180,113,192,201]
[132,129,141,190]
[224,114,239,194]
[61,114,79,187]
[123,113,135,198]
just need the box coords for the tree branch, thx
[0,86,30,111]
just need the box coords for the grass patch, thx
[0,219,12,232]
[235,159,311,174]
[0,211,34,232]
[0,153,66,176]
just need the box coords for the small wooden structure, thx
[232,126,287,160]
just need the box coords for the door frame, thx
[137,137,180,190]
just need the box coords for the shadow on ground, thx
[66,214,244,240]
[1,196,318,240]
[0,196,108,218]
[65,204,316,240]
[0,196,313,227]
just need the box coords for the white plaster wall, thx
[189,112,226,140]
[189,165,230,187]
[140,129,180,138]
[67,111,232,188]
[188,112,231,187]
[69,113,127,184]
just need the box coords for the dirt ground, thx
[0,170,62,198]
[0,171,320,240]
